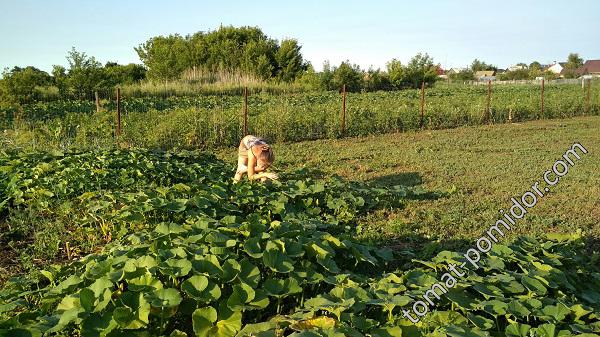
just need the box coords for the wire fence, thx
[1,79,599,151]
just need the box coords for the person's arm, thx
[246,150,263,180]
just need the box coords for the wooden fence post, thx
[486,80,492,123]
[341,84,347,135]
[420,81,425,129]
[541,79,545,117]
[243,87,248,135]
[95,91,101,113]
[116,88,121,138]
[586,79,591,115]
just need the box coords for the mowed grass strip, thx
[219,116,600,244]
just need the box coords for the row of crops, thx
[1,83,599,150]
[0,149,599,336]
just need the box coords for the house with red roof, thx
[577,60,600,77]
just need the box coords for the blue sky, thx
[1,0,599,73]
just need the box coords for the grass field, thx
[220,116,600,247]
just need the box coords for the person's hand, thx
[261,172,279,180]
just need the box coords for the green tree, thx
[135,35,191,81]
[470,59,497,72]
[1,66,52,103]
[332,61,363,92]
[295,63,322,91]
[64,48,107,98]
[563,53,583,78]
[363,67,390,91]
[449,69,475,82]
[51,65,68,95]
[528,61,544,79]
[320,61,334,90]
[403,53,438,88]
[497,68,530,80]
[275,39,305,82]
[386,59,404,89]
[136,26,302,82]
[104,62,147,86]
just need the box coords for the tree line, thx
[0,25,590,104]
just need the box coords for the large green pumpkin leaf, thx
[445,325,490,337]
[521,275,547,295]
[80,311,117,337]
[115,292,150,329]
[128,271,163,292]
[507,300,531,317]
[531,323,556,337]
[263,248,294,273]
[539,303,571,322]
[505,323,531,337]
[146,288,182,308]
[192,305,242,337]
[466,313,494,330]
[161,258,192,278]
[263,277,302,298]
[243,237,264,259]
[239,259,261,287]
[193,306,218,337]
[182,275,210,300]
[227,282,256,311]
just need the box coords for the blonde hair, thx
[257,144,275,168]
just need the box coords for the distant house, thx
[447,67,467,75]
[577,60,600,77]
[546,62,566,75]
[508,64,527,72]
[475,70,496,81]
[436,66,445,76]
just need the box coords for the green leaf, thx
[192,305,242,337]
[243,237,264,259]
[80,311,117,337]
[445,325,489,337]
[263,248,294,273]
[128,272,163,292]
[239,259,261,287]
[196,281,222,303]
[236,321,277,337]
[507,300,531,317]
[79,288,96,312]
[532,324,556,337]
[182,275,210,301]
[222,259,241,283]
[505,323,531,337]
[165,199,188,212]
[117,291,151,329]
[263,277,302,298]
[481,299,508,316]
[193,306,218,337]
[227,283,256,311]
[162,258,193,278]
[466,313,494,330]
[539,303,571,322]
[193,255,224,277]
[147,288,182,308]
[521,275,547,295]
[370,326,403,337]
[170,330,189,337]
